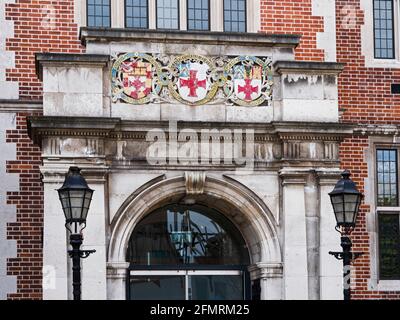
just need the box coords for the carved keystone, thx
[184,171,206,195]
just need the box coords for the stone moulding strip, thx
[0,100,43,113]
[35,53,110,80]
[354,124,400,136]
[278,134,346,142]
[273,60,345,75]
[79,27,301,48]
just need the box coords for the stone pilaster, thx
[279,168,309,299]
[316,169,343,300]
[106,262,130,300]
[248,263,283,300]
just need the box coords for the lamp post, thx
[57,166,96,300]
[328,170,363,301]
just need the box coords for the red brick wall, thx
[260,0,325,61]
[335,0,400,299]
[5,0,83,100]
[6,113,43,300]
[4,0,83,300]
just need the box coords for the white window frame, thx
[361,0,400,68]
[76,0,260,32]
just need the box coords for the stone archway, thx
[107,174,283,300]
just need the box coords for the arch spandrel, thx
[108,174,282,266]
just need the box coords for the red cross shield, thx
[234,66,262,102]
[122,61,152,100]
[177,62,210,103]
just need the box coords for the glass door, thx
[187,270,244,300]
[129,270,186,300]
[129,270,246,300]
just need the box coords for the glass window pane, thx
[126,0,148,28]
[127,204,250,265]
[157,0,179,29]
[376,149,398,206]
[373,0,395,59]
[378,214,400,279]
[190,275,243,300]
[130,276,185,300]
[187,0,209,31]
[224,0,246,32]
[87,0,110,27]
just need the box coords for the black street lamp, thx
[328,170,363,301]
[58,166,96,300]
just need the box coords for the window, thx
[376,148,400,280]
[377,149,398,206]
[127,204,249,265]
[373,0,395,59]
[187,0,210,31]
[127,204,250,300]
[378,214,400,279]
[157,0,179,30]
[87,0,111,27]
[126,0,148,28]
[224,0,246,32]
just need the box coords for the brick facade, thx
[6,113,43,300]
[336,0,400,299]
[2,0,400,299]
[5,0,83,100]
[4,0,82,300]
[260,0,325,61]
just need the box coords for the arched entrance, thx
[127,204,251,300]
[107,175,283,300]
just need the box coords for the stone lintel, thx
[80,27,301,48]
[274,60,345,75]
[35,53,110,80]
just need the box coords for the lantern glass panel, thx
[69,190,86,219]
[344,194,360,224]
[59,190,72,220]
[331,194,345,223]
[82,190,94,220]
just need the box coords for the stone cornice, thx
[27,117,356,145]
[35,53,110,80]
[80,27,301,48]
[273,60,345,75]
[27,116,121,146]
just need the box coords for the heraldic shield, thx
[121,60,152,100]
[233,65,262,101]
[177,62,210,104]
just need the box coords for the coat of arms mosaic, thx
[111,53,273,106]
